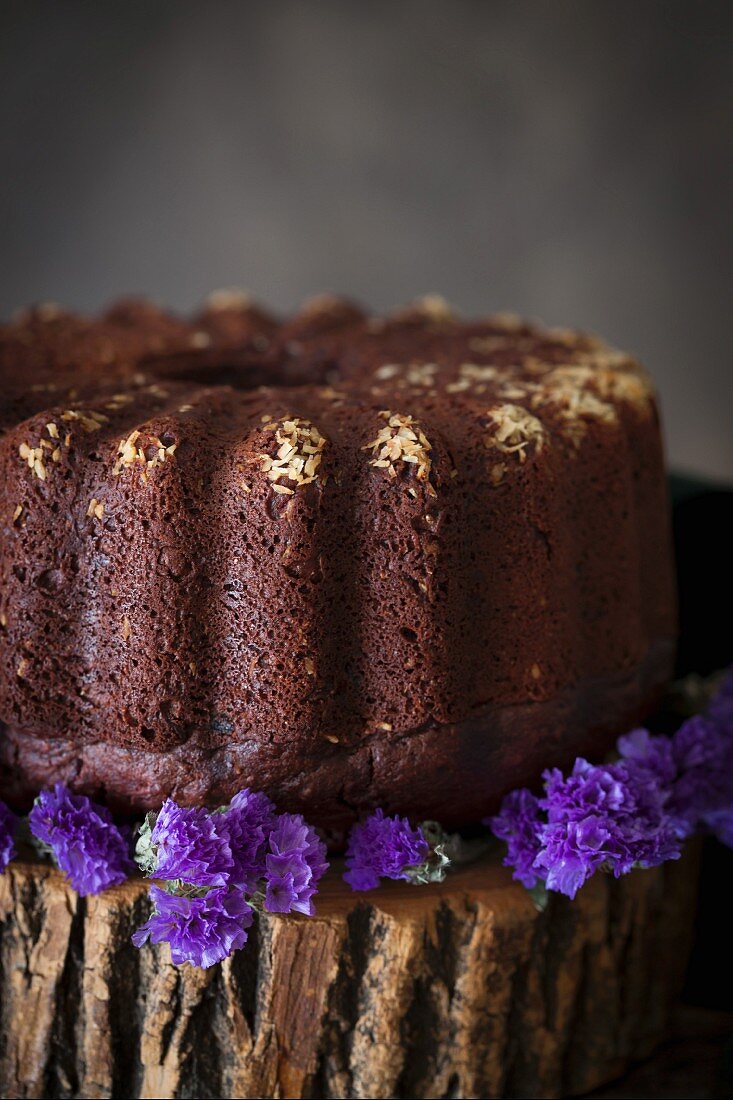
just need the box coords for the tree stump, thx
[0,846,699,1100]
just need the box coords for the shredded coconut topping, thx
[363,411,436,496]
[299,293,348,316]
[206,287,252,311]
[18,442,49,480]
[114,430,178,477]
[484,404,545,462]
[535,374,617,445]
[104,393,134,412]
[258,417,327,494]
[61,408,109,433]
[446,362,500,393]
[190,330,212,349]
[544,364,652,409]
[413,294,454,321]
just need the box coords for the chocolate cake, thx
[0,294,676,830]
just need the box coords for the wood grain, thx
[0,847,699,1100]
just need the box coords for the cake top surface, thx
[0,293,660,516]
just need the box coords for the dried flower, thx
[29,784,133,896]
[344,809,429,890]
[220,789,276,891]
[263,812,328,915]
[145,800,234,888]
[486,789,544,889]
[132,885,253,968]
[0,801,18,873]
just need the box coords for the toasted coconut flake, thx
[412,294,454,321]
[145,384,169,399]
[114,430,177,477]
[190,330,212,348]
[405,361,439,388]
[18,441,50,480]
[487,311,524,331]
[299,292,348,316]
[536,372,618,445]
[105,393,134,411]
[121,617,131,641]
[35,301,63,322]
[484,404,546,462]
[46,422,59,439]
[61,408,108,433]
[545,362,654,411]
[206,287,252,311]
[87,498,105,521]
[12,504,23,524]
[446,362,499,393]
[490,462,507,485]
[258,417,327,492]
[363,411,436,496]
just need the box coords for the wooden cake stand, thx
[0,846,699,1100]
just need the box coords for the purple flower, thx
[487,789,544,889]
[132,885,253,968]
[219,789,276,891]
[542,759,627,821]
[537,814,612,898]
[0,801,18,873]
[344,809,429,891]
[263,813,328,915]
[150,800,233,887]
[704,806,733,847]
[534,758,681,898]
[29,784,133,896]
[264,873,297,913]
[489,756,683,900]
[616,728,677,785]
[669,715,733,831]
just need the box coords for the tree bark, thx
[0,847,699,1100]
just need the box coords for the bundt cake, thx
[0,294,677,830]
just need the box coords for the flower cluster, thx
[264,813,329,915]
[132,790,328,967]
[344,809,452,889]
[28,785,133,895]
[489,670,733,898]
[0,801,18,873]
[132,886,254,968]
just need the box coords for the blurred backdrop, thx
[1,0,731,478]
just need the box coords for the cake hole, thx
[36,568,64,592]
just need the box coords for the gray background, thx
[1,0,731,478]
